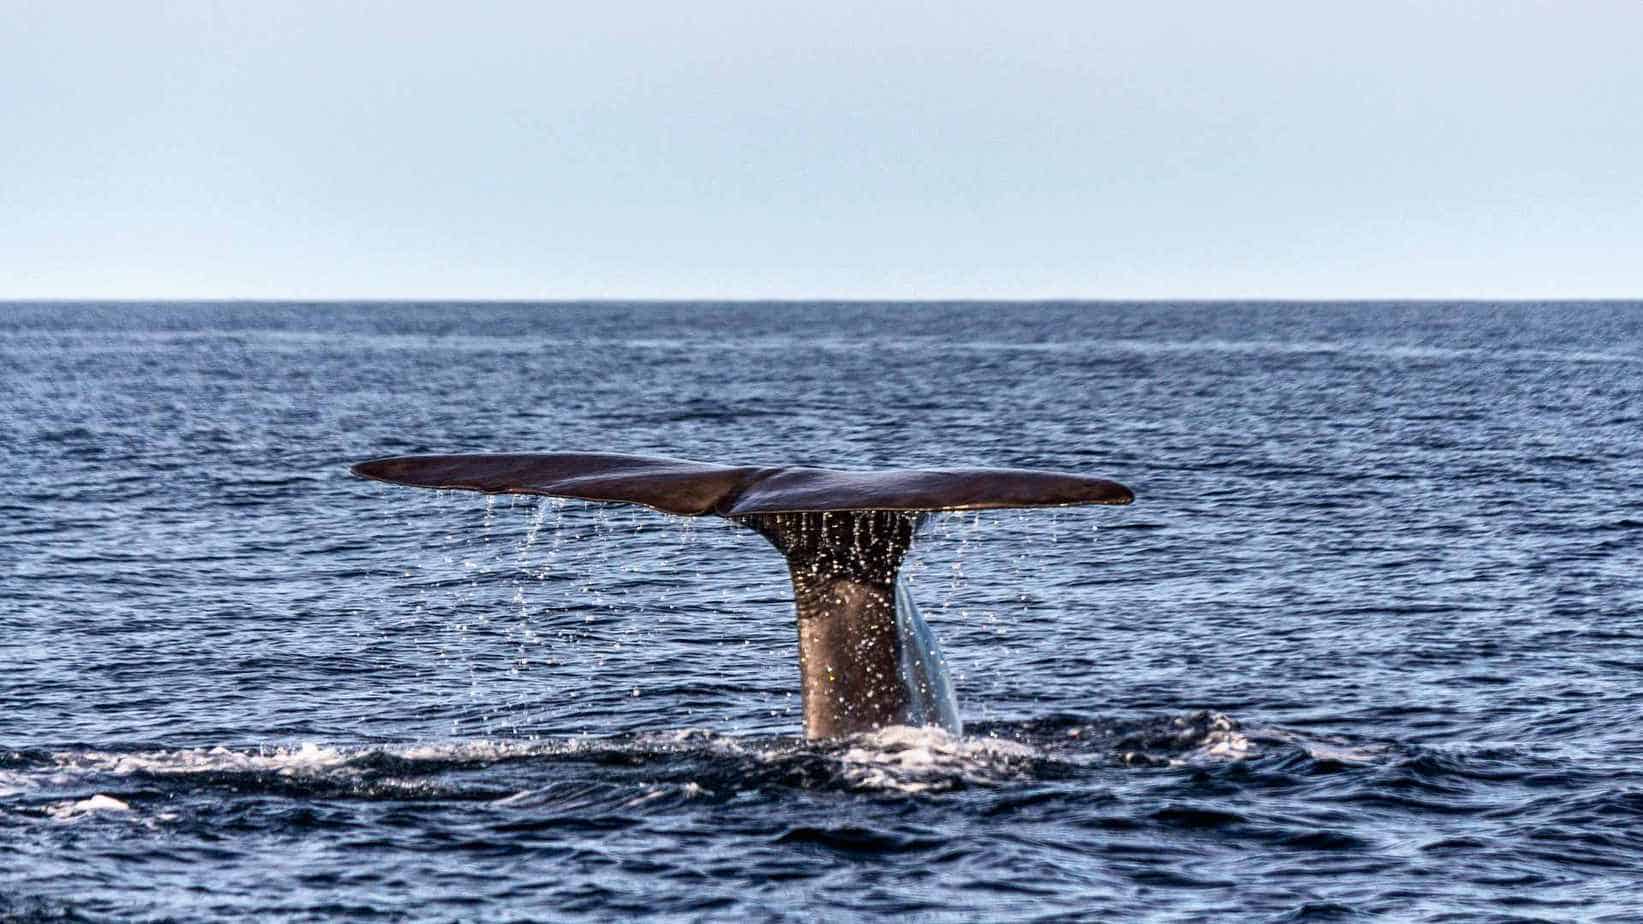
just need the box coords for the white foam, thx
[837,725,1041,793]
[1303,742,1382,763]
[51,742,355,777]
[0,771,32,798]
[48,794,130,820]
[40,739,598,781]
[6,717,1272,808]
[397,739,566,763]
[1169,714,1253,766]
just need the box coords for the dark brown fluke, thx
[349,452,1133,515]
[350,451,1133,738]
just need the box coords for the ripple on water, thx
[5,303,1643,919]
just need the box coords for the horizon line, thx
[4,296,1640,306]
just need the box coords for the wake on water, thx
[3,711,1287,827]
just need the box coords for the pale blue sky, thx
[3,1,1639,299]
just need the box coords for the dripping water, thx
[894,577,963,734]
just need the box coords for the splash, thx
[836,725,1039,793]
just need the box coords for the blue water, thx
[2,302,1640,921]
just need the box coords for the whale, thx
[351,452,1133,738]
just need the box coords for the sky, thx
[3,1,1640,300]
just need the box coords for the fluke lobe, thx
[350,452,1133,738]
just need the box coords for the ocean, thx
[2,302,1639,921]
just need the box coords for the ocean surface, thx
[2,302,1640,922]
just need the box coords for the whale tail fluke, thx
[351,452,1131,738]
